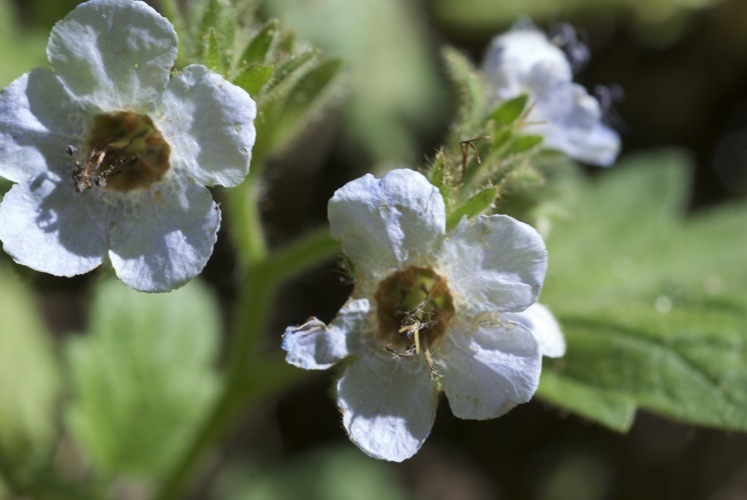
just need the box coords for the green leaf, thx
[441,47,487,137]
[281,58,342,123]
[65,279,220,480]
[538,150,747,432]
[237,19,280,66]
[233,64,273,96]
[198,0,236,45]
[446,186,498,230]
[267,49,319,92]
[0,266,60,475]
[216,446,411,500]
[508,134,544,154]
[203,28,226,74]
[488,94,528,128]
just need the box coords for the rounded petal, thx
[0,173,107,276]
[47,0,177,109]
[337,351,438,462]
[282,299,371,370]
[504,303,566,358]
[482,27,571,101]
[440,318,541,420]
[526,81,620,167]
[440,215,547,315]
[0,67,89,183]
[156,65,256,187]
[108,178,220,292]
[328,169,445,286]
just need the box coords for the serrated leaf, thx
[65,279,220,479]
[489,94,528,128]
[446,186,498,230]
[238,19,280,67]
[538,150,747,432]
[508,134,544,154]
[0,266,60,474]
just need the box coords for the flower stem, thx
[156,227,339,499]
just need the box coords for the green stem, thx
[156,228,339,499]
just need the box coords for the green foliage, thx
[263,0,445,163]
[0,266,60,478]
[65,279,220,480]
[446,186,499,230]
[236,19,280,68]
[442,47,488,141]
[538,150,747,432]
[488,94,529,128]
[431,0,727,36]
[215,446,412,500]
[0,0,47,87]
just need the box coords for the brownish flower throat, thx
[375,266,455,373]
[69,111,170,193]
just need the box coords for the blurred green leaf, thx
[203,28,227,74]
[0,0,47,88]
[215,446,413,500]
[0,266,61,475]
[237,19,280,67]
[446,186,499,230]
[489,94,528,128]
[198,0,237,49]
[508,134,544,154]
[538,150,747,432]
[65,279,220,480]
[442,47,488,140]
[264,0,444,163]
[233,64,274,96]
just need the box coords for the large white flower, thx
[482,24,620,167]
[0,0,256,292]
[282,169,565,462]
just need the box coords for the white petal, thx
[108,178,220,292]
[439,318,541,420]
[482,27,571,102]
[328,169,445,287]
[440,215,547,315]
[47,0,177,109]
[156,65,256,188]
[482,25,620,167]
[505,303,565,358]
[337,350,438,462]
[0,68,89,183]
[526,81,620,167]
[282,299,371,370]
[0,173,107,276]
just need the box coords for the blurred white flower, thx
[483,24,620,166]
[0,0,256,292]
[282,168,564,461]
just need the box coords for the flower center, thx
[374,266,455,360]
[69,111,170,192]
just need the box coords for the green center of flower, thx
[70,111,170,192]
[375,266,455,360]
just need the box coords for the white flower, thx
[282,169,565,462]
[0,0,256,292]
[482,24,620,167]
